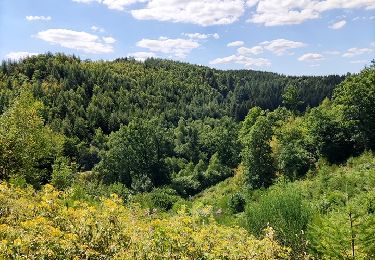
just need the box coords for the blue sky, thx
[1,0,374,75]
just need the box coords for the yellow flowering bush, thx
[0,182,290,259]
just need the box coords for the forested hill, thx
[1,53,343,125]
[0,53,344,189]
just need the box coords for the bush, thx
[68,174,131,203]
[202,153,233,188]
[0,182,290,259]
[228,193,246,213]
[134,188,182,211]
[246,184,311,256]
[171,163,201,197]
[51,157,76,190]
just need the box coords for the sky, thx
[0,0,375,76]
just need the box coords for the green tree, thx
[307,99,355,163]
[202,152,232,188]
[332,65,375,150]
[282,85,303,112]
[274,118,315,179]
[0,90,63,187]
[95,118,172,192]
[51,157,76,190]
[174,118,200,163]
[240,112,275,189]
[238,106,264,141]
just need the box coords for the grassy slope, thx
[191,152,375,239]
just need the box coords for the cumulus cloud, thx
[74,0,375,26]
[260,39,306,55]
[26,16,51,21]
[128,51,156,61]
[246,0,259,7]
[136,37,200,58]
[329,20,346,29]
[73,0,145,11]
[102,0,146,10]
[5,52,39,60]
[247,0,375,26]
[182,33,220,40]
[131,0,245,26]
[342,47,373,57]
[210,54,271,69]
[35,29,115,54]
[237,46,263,55]
[102,36,116,44]
[74,0,245,24]
[227,41,244,47]
[298,53,325,62]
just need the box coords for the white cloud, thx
[342,47,374,57]
[102,0,146,10]
[91,25,105,32]
[260,39,306,55]
[73,0,145,11]
[102,36,116,44]
[210,54,271,69]
[247,0,375,26]
[35,29,115,54]
[26,16,51,21]
[237,46,263,55]
[136,37,200,58]
[298,53,325,62]
[329,20,346,29]
[227,41,244,47]
[5,52,39,60]
[74,0,375,27]
[314,1,375,12]
[246,0,259,7]
[248,1,320,26]
[182,33,220,40]
[131,0,246,26]
[128,51,156,61]
[350,59,367,64]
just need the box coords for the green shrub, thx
[51,157,76,190]
[134,188,182,211]
[68,174,131,203]
[246,184,311,256]
[228,193,246,213]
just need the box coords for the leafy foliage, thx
[240,111,275,188]
[0,182,290,259]
[95,118,171,192]
[246,184,311,256]
[0,90,64,187]
[228,192,246,214]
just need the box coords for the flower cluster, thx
[0,183,290,259]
